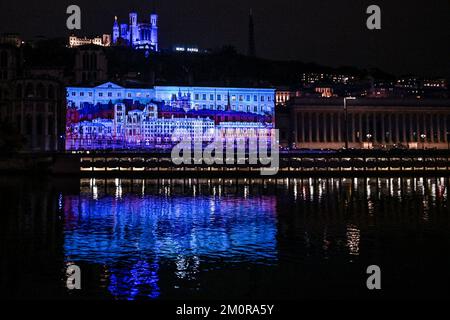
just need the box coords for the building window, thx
[210,94,214,100]
[202,94,207,100]
[217,94,221,101]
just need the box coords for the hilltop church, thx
[112,11,159,51]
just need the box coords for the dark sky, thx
[1,0,449,77]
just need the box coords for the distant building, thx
[301,72,357,85]
[74,45,108,85]
[69,34,111,48]
[112,12,158,51]
[171,45,210,54]
[422,78,447,89]
[0,33,22,48]
[0,44,66,151]
[315,87,334,98]
[275,87,301,107]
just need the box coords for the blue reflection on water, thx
[63,192,278,299]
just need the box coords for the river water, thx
[0,176,449,300]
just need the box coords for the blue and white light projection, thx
[65,82,275,151]
[63,180,278,299]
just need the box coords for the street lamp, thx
[420,133,426,150]
[366,133,373,149]
[344,97,356,149]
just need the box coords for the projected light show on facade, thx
[66,82,275,150]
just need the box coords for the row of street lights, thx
[344,97,433,150]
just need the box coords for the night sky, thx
[1,0,448,77]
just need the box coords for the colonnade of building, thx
[286,102,450,149]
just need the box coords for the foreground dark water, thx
[0,176,449,300]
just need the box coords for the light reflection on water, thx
[60,177,450,299]
[1,176,449,300]
[64,180,278,299]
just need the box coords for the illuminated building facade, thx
[112,12,158,51]
[66,82,275,150]
[69,34,111,48]
[301,72,356,85]
[275,87,303,107]
[276,89,294,107]
[0,33,22,48]
[278,98,450,150]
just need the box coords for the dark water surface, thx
[0,176,449,300]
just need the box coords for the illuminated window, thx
[231,95,236,101]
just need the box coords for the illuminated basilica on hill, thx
[112,11,159,51]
